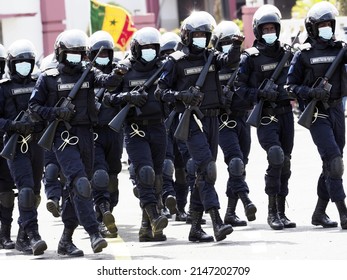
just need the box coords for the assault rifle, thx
[297,43,347,129]
[38,46,104,151]
[108,63,165,133]
[246,32,299,127]
[221,68,239,115]
[0,110,29,160]
[173,35,223,141]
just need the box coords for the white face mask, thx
[66,53,82,64]
[141,49,156,62]
[318,26,333,40]
[96,57,110,65]
[221,44,232,53]
[262,33,277,45]
[192,37,207,49]
[15,62,32,77]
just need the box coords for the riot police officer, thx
[29,29,123,256]
[103,27,168,242]
[211,21,256,227]
[0,39,46,255]
[235,5,296,230]
[89,30,125,238]
[156,11,241,242]
[0,43,17,250]
[287,1,347,229]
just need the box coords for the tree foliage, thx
[292,0,346,18]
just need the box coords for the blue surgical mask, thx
[192,37,207,49]
[15,62,32,77]
[262,33,277,45]
[221,44,232,53]
[141,49,156,62]
[96,57,110,65]
[318,26,333,40]
[66,53,82,64]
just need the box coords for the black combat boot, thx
[0,224,15,249]
[46,198,60,218]
[209,207,233,242]
[90,232,107,253]
[175,207,188,222]
[311,198,338,228]
[335,200,347,229]
[57,227,84,257]
[267,195,284,230]
[139,210,166,242]
[238,192,257,221]
[15,226,32,254]
[27,228,47,256]
[165,195,177,215]
[276,195,296,228]
[186,204,206,224]
[98,201,118,237]
[224,197,247,227]
[144,203,168,234]
[188,211,214,242]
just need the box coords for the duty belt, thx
[262,105,292,116]
[128,118,163,126]
[200,108,220,117]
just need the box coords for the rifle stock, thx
[173,108,192,141]
[164,109,177,131]
[246,99,264,127]
[0,110,27,161]
[108,103,132,133]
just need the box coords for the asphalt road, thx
[1,118,347,279]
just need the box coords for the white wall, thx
[0,0,43,59]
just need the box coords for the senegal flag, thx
[90,0,137,50]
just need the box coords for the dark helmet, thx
[159,32,181,56]
[305,1,338,39]
[6,39,36,76]
[180,11,216,47]
[211,20,241,51]
[54,29,88,63]
[130,27,160,61]
[88,30,114,63]
[252,4,281,40]
[0,43,6,75]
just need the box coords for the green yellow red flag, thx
[90,0,137,50]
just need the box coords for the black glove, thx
[309,87,329,102]
[174,90,194,104]
[231,34,245,46]
[123,90,148,107]
[102,92,114,107]
[113,64,128,75]
[54,107,75,121]
[189,86,204,106]
[9,120,34,135]
[258,88,279,102]
[221,85,233,107]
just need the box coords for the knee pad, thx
[329,156,344,179]
[73,177,92,199]
[45,163,59,182]
[267,145,284,167]
[282,155,291,176]
[108,174,119,194]
[175,167,187,185]
[92,169,109,191]
[205,161,217,184]
[186,158,196,177]
[163,159,174,177]
[228,157,245,178]
[137,165,155,187]
[0,191,15,208]
[18,188,35,210]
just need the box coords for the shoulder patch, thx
[0,78,10,84]
[45,68,60,76]
[243,47,259,57]
[169,50,186,62]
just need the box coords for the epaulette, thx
[45,68,60,76]
[169,50,186,62]
[0,78,10,84]
[243,47,259,57]
[297,43,311,51]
